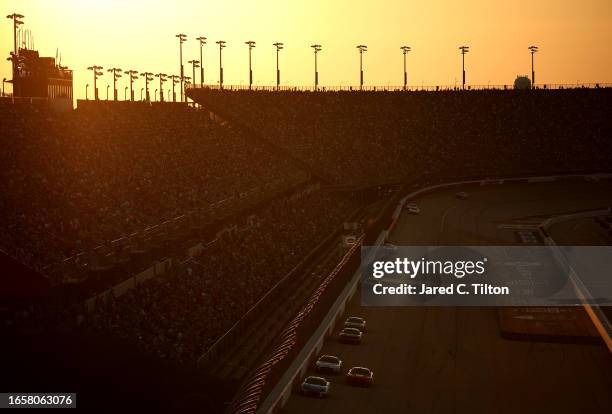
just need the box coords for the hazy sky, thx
[1,0,611,100]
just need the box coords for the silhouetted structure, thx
[273,42,284,89]
[400,46,411,90]
[311,44,322,89]
[356,45,367,89]
[245,41,256,89]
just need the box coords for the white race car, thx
[339,327,363,344]
[344,316,366,332]
[301,376,330,397]
[315,355,343,374]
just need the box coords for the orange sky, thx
[2,0,611,100]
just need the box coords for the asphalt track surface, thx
[281,178,612,414]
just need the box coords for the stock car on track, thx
[405,203,420,214]
[339,327,362,344]
[301,376,331,397]
[346,367,374,386]
[344,316,366,332]
[315,355,343,374]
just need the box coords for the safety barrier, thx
[226,235,364,414]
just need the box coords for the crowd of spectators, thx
[0,101,307,276]
[86,187,356,365]
[4,87,611,367]
[191,88,612,186]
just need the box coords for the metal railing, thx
[187,82,612,93]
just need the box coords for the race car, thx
[406,204,420,214]
[339,327,362,344]
[315,355,343,374]
[346,366,374,386]
[301,376,331,397]
[344,316,366,332]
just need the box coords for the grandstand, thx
[2,87,612,412]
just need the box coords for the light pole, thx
[459,45,469,89]
[107,68,122,101]
[106,84,110,100]
[2,78,6,96]
[196,36,207,86]
[170,75,180,102]
[188,60,200,91]
[311,44,322,89]
[140,88,144,101]
[183,76,191,94]
[528,45,538,87]
[216,40,226,88]
[176,33,187,101]
[6,13,24,97]
[155,73,167,102]
[273,42,284,89]
[140,72,154,102]
[87,65,103,100]
[124,86,128,100]
[356,45,367,89]
[125,70,138,101]
[86,83,89,100]
[245,41,256,89]
[400,46,411,90]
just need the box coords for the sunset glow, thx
[1,0,611,100]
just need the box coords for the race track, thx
[281,177,612,414]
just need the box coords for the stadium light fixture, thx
[273,42,284,89]
[356,45,367,89]
[155,73,167,102]
[245,41,256,89]
[107,68,122,101]
[87,65,104,100]
[176,33,187,101]
[170,75,180,102]
[400,46,411,90]
[311,44,322,89]
[125,70,139,101]
[459,45,469,89]
[188,60,200,94]
[216,40,226,88]
[7,13,25,97]
[140,71,154,102]
[196,36,207,86]
[528,45,539,87]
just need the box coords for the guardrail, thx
[188,83,612,93]
[228,234,364,414]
